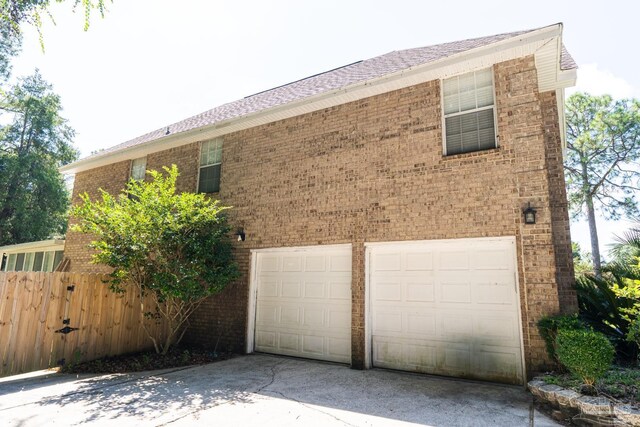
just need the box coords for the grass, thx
[542,365,640,405]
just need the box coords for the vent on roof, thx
[244,60,364,99]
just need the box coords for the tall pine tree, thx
[0,70,78,245]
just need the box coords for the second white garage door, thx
[368,237,524,384]
[252,245,352,364]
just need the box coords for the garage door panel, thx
[407,312,437,335]
[406,281,435,302]
[302,335,324,355]
[281,306,302,326]
[439,281,472,303]
[330,255,351,272]
[256,304,278,323]
[303,282,325,298]
[474,282,516,305]
[438,251,469,270]
[329,281,351,299]
[328,309,351,329]
[327,337,351,359]
[441,313,473,336]
[373,311,403,333]
[374,281,402,301]
[254,247,352,364]
[369,238,523,384]
[255,331,276,349]
[475,315,521,342]
[259,255,280,272]
[472,345,520,382]
[303,307,325,327]
[259,279,279,297]
[304,256,326,271]
[281,281,302,297]
[406,252,434,270]
[283,256,302,271]
[373,253,401,271]
[472,249,512,270]
[442,345,471,374]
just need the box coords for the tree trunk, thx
[585,193,602,276]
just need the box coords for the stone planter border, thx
[528,377,640,426]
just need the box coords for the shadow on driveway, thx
[0,354,557,426]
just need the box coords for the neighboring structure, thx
[0,240,65,272]
[60,23,578,384]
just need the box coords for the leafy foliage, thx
[575,270,637,360]
[564,93,640,273]
[0,0,111,75]
[71,165,240,354]
[629,318,640,363]
[575,221,640,361]
[537,314,584,364]
[572,241,593,277]
[0,70,77,245]
[556,328,615,386]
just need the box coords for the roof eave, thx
[61,24,566,175]
[0,239,65,253]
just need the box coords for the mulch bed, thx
[62,347,235,374]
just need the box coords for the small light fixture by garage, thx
[523,202,537,224]
[235,228,246,242]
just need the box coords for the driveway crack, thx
[262,389,358,427]
[158,361,286,426]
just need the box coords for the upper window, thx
[131,157,147,181]
[442,68,496,155]
[198,138,223,193]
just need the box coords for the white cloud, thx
[569,63,638,99]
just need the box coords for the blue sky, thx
[9,0,640,257]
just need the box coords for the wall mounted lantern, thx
[523,203,537,225]
[235,228,246,242]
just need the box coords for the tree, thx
[564,93,640,274]
[1,0,110,35]
[0,70,77,245]
[0,0,110,78]
[572,241,593,277]
[71,165,240,354]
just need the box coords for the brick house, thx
[61,23,577,384]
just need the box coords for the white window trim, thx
[2,249,64,272]
[196,138,223,193]
[441,67,499,156]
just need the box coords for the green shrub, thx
[628,317,640,363]
[538,314,584,363]
[556,329,615,385]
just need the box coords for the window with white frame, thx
[2,250,64,272]
[198,138,223,193]
[442,68,496,155]
[131,157,147,181]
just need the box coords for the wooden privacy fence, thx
[0,272,168,377]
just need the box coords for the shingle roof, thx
[560,45,577,70]
[82,25,576,162]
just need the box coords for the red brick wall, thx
[66,55,577,374]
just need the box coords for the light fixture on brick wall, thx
[523,203,537,224]
[235,228,246,242]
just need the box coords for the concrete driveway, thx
[0,354,557,426]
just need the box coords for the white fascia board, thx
[557,88,568,155]
[61,25,565,175]
[0,239,65,253]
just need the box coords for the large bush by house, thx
[72,165,240,354]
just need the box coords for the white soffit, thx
[62,25,571,175]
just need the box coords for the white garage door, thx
[253,245,352,363]
[368,237,524,384]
